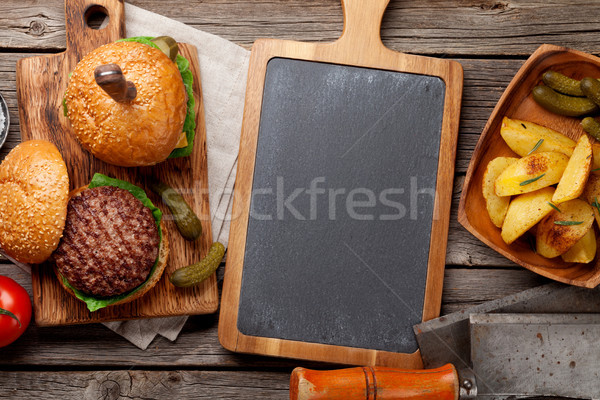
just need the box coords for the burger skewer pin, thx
[92,36,179,104]
[94,64,137,103]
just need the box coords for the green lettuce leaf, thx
[63,73,72,117]
[60,173,163,312]
[118,36,196,158]
[169,55,196,158]
[62,97,68,117]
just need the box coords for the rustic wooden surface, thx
[0,0,596,398]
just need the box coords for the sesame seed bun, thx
[54,219,170,308]
[0,140,69,264]
[65,41,187,167]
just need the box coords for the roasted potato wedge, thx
[536,199,595,258]
[501,187,555,245]
[495,152,569,196]
[500,117,576,157]
[582,173,600,228]
[553,134,592,204]
[482,157,519,227]
[561,228,596,264]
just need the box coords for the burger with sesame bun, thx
[63,36,196,167]
[0,140,69,264]
[53,173,169,311]
[0,141,169,312]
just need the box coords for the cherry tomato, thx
[0,275,31,347]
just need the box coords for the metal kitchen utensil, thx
[413,283,600,399]
[0,92,9,150]
[471,313,600,399]
[414,282,600,371]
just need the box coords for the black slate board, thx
[237,58,445,353]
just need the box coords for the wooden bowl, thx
[458,44,600,288]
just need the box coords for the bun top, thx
[65,41,188,167]
[0,140,69,264]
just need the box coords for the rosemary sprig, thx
[554,221,583,226]
[547,202,561,212]
[520,173,545,186]
[592,197,600,215]
[592,168,600,172]
[527,139,544,155]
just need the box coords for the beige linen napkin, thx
[103,3,250,349]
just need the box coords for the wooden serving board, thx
[15,0,218,325]
[219,0,463,368]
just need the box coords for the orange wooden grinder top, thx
[290,364,459,400]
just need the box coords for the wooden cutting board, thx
[219,0,463,367]
[15,0,218,326]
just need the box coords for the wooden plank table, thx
[0,1,596,398]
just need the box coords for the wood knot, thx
[98,379,121,400]
[480,2,509,11]
[167,372,182,384]
[27,20,47,37]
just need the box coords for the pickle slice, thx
[581,77,600,107]
[532,85,598,117]
[150,181,202,241]
[542,71,585,97]
[151,36,179,62]
[582,117,600,141]
[170,242,226,287]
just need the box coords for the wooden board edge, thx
[15,53,62,147]
[176,42,220,316]
[30,264,48,326]
[227,329,424,368]
[219,37,463,366]
[422,60,464,323]
[218,48,264,355]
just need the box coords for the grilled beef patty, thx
[54,186,159,297]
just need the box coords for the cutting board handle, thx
[65,0,125,57]
[290,364,459,400]
[336,0,389,52]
